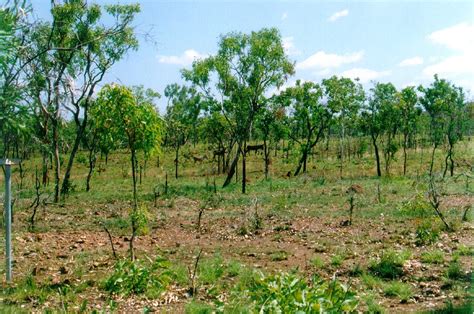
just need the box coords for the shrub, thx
[369,250,408,279]
[398,194,433,218]
[383,281,413,303]
[420,250,445,264]
[227,272,359,313]
[446,260,463,280]
[415,220,440,246]
[103,256,173,298]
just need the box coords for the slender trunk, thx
[403,133,408,176]
[242,142,246,194]
[294,147,308,176]
[264,139,269,180]
[372,134,381,177]
[130,148,137,260]
[429,144,436,176]
[175,146,179,179]
[449,145,454,176]
[223,143,241,187]
[86,145,96,192]
[52,118,60,202]
[61,123,86,196]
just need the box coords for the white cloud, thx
[314,68,331,76]
[296,50,364,70]
[428,22,474,53]
[339,68,391,83]
[281,12,288,21]
[422,22,474,82]
[399,56,424,67]
[328,9,349,22]
[282,37,301,56]
[158,49,207,66]
[423,54,474,77]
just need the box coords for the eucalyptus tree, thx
[255,100,286,179]
[164,83,202,178]
[182,27,294,193]
[363,82,400,176]
[281,80,331,176]
[23,1,140,201]
[419,76,467,177]
[398,86,421,175]
[202,112,235,174]
[94,84,163,260]
[322,76,365,178]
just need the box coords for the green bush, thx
[415,220,439,246]
[369,250,408,279]
[226,271,359,313]
[103,256,173,298]
[420,250,444,264]
[383,281,413,303]
[446,260,464,280]
[398,194,433,218]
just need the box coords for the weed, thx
[103,256,173,298]
[446,260,464,280]
[310,255,325,268]
[184,301,214,314]
[198,254,225,285]
[383,281,413,303]
[270,250,288,262]
[457,245,474,256]
[420,250,445,264]
[415,220,440,246]
[369,250,409,279]
[361,273,383,290]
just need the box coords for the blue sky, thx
[31,0,474,111]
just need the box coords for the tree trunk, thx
[86,146,96,192]
[264,139,269,180]
[52,118,61,202]
[61,123,86,196]
[242,145,246,194]
[372,135,381,177]
[294,147,308,176]
[175,146,179,179]
[429,145,437,176]
[130,148,138,260]
[403,133,408,176]
[223,143,241,188]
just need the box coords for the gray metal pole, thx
[5,163,12,282]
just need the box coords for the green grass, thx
[383,281,413,303]
[420,250,445,264]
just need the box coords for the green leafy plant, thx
[420,250,445,264]
[103,256,173,298]
[398,194,433,218]
[227,271,359,313]
[415,220,440,246]
[383,281,413,303]
[369,250,409,279]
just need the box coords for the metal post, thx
[1,158,17,283]
[5,162,11,282]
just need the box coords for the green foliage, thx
[383,281,413,302]
[397,194,433,218]
[446,260,464,280]
[420,250,445,264]
[456,245,474,256]
[198,254,225,285]
[369,250,409,279]
[130,205,149,236]
[229,272,359,313]
[415,220,440,246]
[103,256,173,298]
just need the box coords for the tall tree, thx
[183,28,294,193]
[398,86,421,176]
[94,83,163,260]
[281,80,331,176]
[419,75,467,176]
[322,76,365,178]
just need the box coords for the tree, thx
[94,84,163,260]
[281,80,331,176]
[183,27,294,193]
[23,1,140,201]
[322,76,365,178]
[164,84,202,178]
[202,112,234,174]
[398,86,421,175]
[255,100,286,180]
[419,75,467,177]
[363,82,399,177]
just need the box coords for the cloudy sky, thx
[31,0,474,111]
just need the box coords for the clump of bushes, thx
[415,220,440,246]
[398,194,433,218]
[103,256,173,298]
[225,272,359,313]
[369,250,409,279]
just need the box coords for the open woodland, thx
[1,1,473,313]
